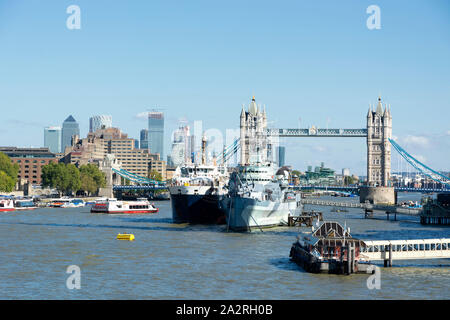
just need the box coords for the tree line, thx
[0,152,19,192]
[42,163,106,196]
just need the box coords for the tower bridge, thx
[239,96,449,204]
[266,128,368,137]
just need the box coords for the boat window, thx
[431,244,436,250]
[373,246,379,253]
[425,244,430,251]
[419,244,424,251]
[413,244,419,251]
[396,245,401,252]
[408,244,413,251]
[442,243,447,250]
[436,243,441,250]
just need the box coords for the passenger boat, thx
[0,199,15,212]
[14,199,38,210]
[91,198,158,214]
[48,198,85,208]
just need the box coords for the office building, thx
[0,147,58,185]
[140,129,149,150]
[61,115,80,153]
[149,153,167,181]
[63,127,151,177]
[89,115,112,133]
[276,146,285,168]
[44,126,62,153]
[170,125,193,167]
[148,111,164,160]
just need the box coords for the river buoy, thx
[117,233,135,241]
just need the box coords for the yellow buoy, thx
[117,233,135,241]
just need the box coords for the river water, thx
[0,193,448,300]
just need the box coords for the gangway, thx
[360,238,450,266]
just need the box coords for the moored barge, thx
[289,221,374,275]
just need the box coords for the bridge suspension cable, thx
[217,138,240,165]
[389,138,450,188]
[112,168,166,186]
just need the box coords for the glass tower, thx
[140,129,149,150]
[89,115,112,133]
[148,111,164,159]
[44,126,62,153]
[61,115,80,152]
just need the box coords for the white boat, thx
[0,199,15,212]
[91,198,158,214]
[48,198,85,208]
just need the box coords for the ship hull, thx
[169,186,226,224]
[221,196,294,231]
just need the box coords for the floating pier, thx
[290,221,450,275]
[288,211,323,227]
[289,221,373,275]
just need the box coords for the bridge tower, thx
[362,96,395,205]
[98,154,122,198]
[366,96,392,187]
[240,96,268,165]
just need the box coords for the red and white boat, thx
[91,198,158,214]
[0,199,15,212]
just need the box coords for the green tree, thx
[66,164,81,195]
[344,175,356,186]
[292,170,302,177]
[148,170,162,182]
[0,171,16,192]
[79,164,106,195]
[0,152,19,192]
[80,174,97,196]
[41,162,81,195]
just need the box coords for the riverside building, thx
[0,147,58,186]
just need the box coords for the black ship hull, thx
[171,193,227,224]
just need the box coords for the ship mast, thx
[201,134,207,165]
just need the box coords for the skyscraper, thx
[89,115,112,133]
[276,146,285,167]
[148,111,164,159]
[140,129,149,150]
[44,126,62,153]
[170,125,192,167]
[61,115,80,153]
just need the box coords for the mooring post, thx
[389,244,393,267]
[350,243,355,273]
[346,243,351,275]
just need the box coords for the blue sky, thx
[0,0,449,175]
